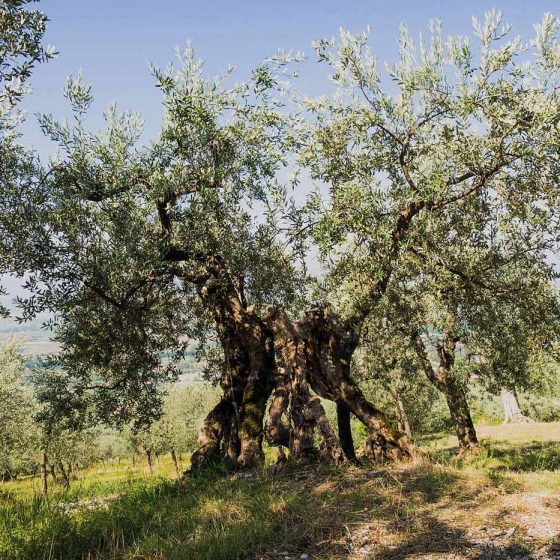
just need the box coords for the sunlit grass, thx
[1,423,560,559]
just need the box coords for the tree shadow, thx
[471,543,536,560]
[398,466,461,503]
[363,514,469,559]
[4,459,554,560]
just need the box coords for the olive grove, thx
[2,7,560,471]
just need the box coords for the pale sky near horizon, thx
[19,0,560,156]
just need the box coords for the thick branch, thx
[82,281,125,310]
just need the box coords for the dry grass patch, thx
[2,423,560,559]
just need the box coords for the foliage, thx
[4,47,302,428]
[0,0,54,316]
[0,0,55,126]
[296,12,560,325]
[0,339,38,480]
[2,7,560,473]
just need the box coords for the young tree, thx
[401,226,559,451]
[0,339,39,480]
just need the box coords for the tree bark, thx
[191,396,235,469]
[170,448,180,478]
[190,254,421,468]
[501,387,534,424]
[263,306,316,458]
[40,449,48,497]
[308,395,347,464]
[336,401,357,463]
[236,336,273,467]
[444,379,479,453]
[264,366,290,447]
[300,305,419,461]
[263,305,346,464]
[414,332,479,453]
[393,389,412,439]
[191,256,275,469]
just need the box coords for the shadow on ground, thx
[2,458,558,560]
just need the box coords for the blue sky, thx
[20,0,560,156]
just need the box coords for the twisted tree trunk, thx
[445,380,479,452]
[300,306,419,461]
[263,305,346,463]
[191,256,274,469]
[265,305,417,462]
[414,332,479,453]
[190,392,237,469]
[264,365,290,448]
[191,256,419,469]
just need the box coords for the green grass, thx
[2,423,560,560]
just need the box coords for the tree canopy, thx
[2,9,560,466]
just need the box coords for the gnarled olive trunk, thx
[191,396,236,469]
[236,322,275,467]
[300,306,419,461]
[414,332,479,453]
[266,305,416,462]
[263,306,346,464]
[191,256,418,469]
[264,365,291,448]
[191,256,275,469]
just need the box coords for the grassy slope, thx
[1,423,560,560]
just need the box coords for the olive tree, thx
[290,11,560,456]
[7,11,560,468]
[7,48,304,468]
[0,339,39,480]
[0,0,54,315]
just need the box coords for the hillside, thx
[1,423,560,560]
